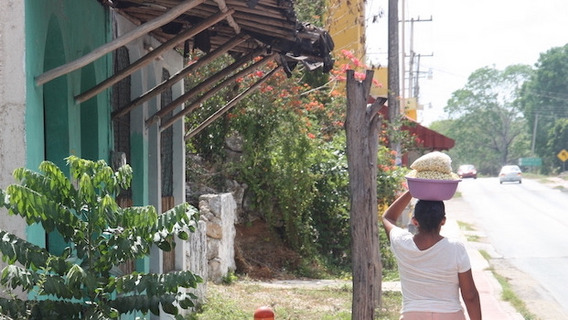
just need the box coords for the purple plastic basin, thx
[406,177,461,201]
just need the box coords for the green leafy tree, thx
[545,118,568,172]
[307,132,351,267]
[185,53,346,261]
[182,0,404,276]
[443,65,533,174]
[520,44,568,172]
[0,156,201,319]
[294,0,326,26]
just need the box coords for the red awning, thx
[373,102,454,151]
[402,121,455,151]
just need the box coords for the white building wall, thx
[0,0,28,300]
[0,0,27,239]
[114,13,197,319]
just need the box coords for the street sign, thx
[558,149,568,162]
[518,157,542,167]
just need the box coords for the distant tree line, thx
[430,44,568,175]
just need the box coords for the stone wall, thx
[180,193,237,315]
[199,193,237,284]
[185,219,208,307]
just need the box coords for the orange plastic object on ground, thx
[254,306,275,320]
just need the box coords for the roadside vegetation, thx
[184,0,409,283]
[491,271,536,320]
[430,46,568,176]
[0,157,201,319]
[187,281,403,320]
[1,0,566,318]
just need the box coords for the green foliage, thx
[442,65,533,174]
[294,0,326,26]
[309,133,351,267]
[221,272,238,285]
[180,0,403,277]
[379,226,398,281]
[184,44,348,264]
[0,156,202,319]
[234,101,319,254]
[520,44,568,173]
[182,57,403,277]
[376,146,409,208]
[186,291,249,320]
[545,118,568,172]
[375,146,406,279]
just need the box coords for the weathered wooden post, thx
[345,69,387,319]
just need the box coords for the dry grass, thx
[188,219,404,319]
[188,280,402,320]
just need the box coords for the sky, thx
[365,0,568,125]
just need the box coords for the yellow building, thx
[325,0,421,120]
[325,0,366,68]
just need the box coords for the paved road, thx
[456,177,568,318]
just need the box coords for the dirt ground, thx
[234,220,305,280]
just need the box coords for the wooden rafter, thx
[35,0,205,86]
[75,9,234,104]
[112,33,249,119]
[157,53,276,131]
[146,46,265,126]
[185,65,282,140]
[212,0,240,34]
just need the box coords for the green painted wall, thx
[24,0,112,249]
[24,1,151,284]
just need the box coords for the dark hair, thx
[414,200,446,232]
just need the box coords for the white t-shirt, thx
[389,226,471,313]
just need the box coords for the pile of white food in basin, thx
[406,152,460,180]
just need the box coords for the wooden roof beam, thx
[146,45,265,126]
[223,0,290,17]
[112,33,249,119]
[185,65,282,140]
[212,0,240,34]
[157,53,276,131]
[75,9,234,104]
[35,0,205,86]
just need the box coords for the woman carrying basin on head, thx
[382,190,481,320]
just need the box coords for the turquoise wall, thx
[21,3,182,318]
[24,0,112,249]
[24,1,151,286]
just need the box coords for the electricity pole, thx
[388,0,400,126]
[387,0,403,165]
[406,16,432,103]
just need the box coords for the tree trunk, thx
[345,70,386,319]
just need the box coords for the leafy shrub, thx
[309,133,351,267]
[0,156,201,319]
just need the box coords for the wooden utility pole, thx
[388,0,400,124]
[406,16,433,102]
[345,69,387,319]
[388,0,402,166]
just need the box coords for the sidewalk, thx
[443,198,525,320]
